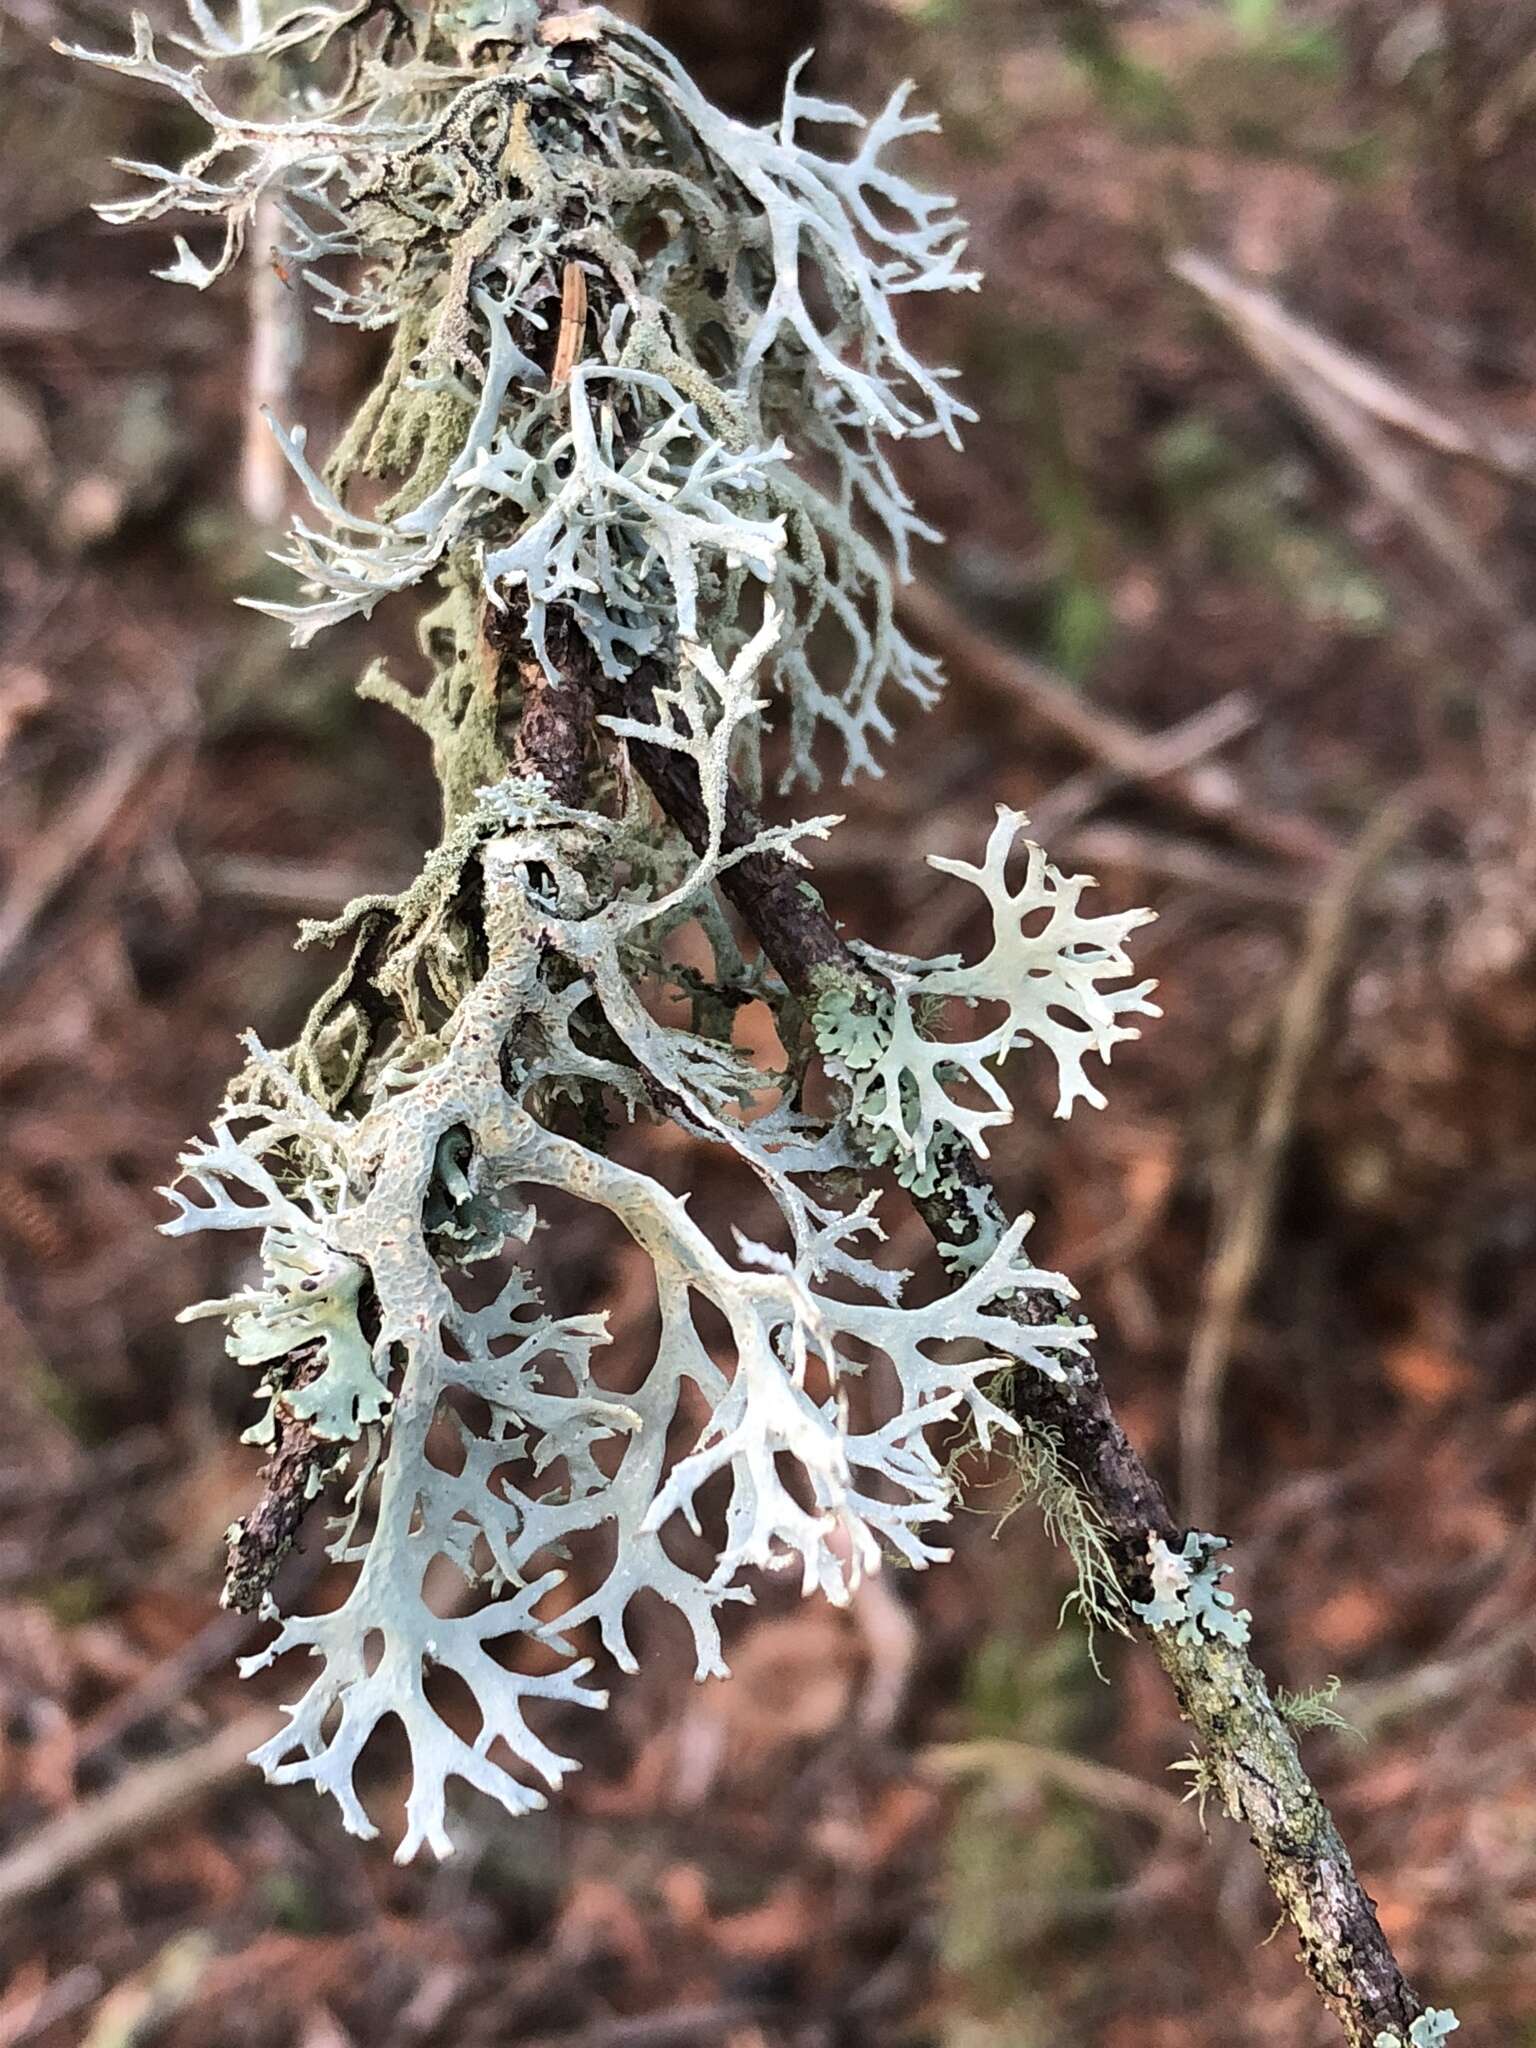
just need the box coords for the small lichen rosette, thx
[1375,2014,1460,2048]
[1132,1533,1252,1650]
[815,807,1161,1192]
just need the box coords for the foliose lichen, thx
[1132,1532,1252,1650]
[1375,2012,1460,2048]
[74,2,1160,1858]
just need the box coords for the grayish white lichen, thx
[78,3,1160,1859]
[814,806,1159,1191]
[1375,2013,1460,2048]
[1132,1532,1252,1650]
[67,1,980,787]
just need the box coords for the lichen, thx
[66,2,980,786]
[81,4,1159,1860]
[995,1421,1130,1667]
[813,807,1159,1182]
[1276,1674,1355,1736]
[162,736,1094,1855]
[1375,2013,1460,2048]
[1132,1532,1252,1649]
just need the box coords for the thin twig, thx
[1029,691,1260,844]
[1344,1608,1536,1739]
[0,1963,103,2048]
[920,1737,1200,1836]
[223,1344,332,1614]
[0,1712,281,1920]
[74,1602,287,1764]
[1058,823,1317,909]
[0,734,163,982]
[242,191,302,526]
[1172,247,1536,485]
[1173,248,1524,629]
[582,650,1430,2045]
[1179,797,1418,1527]
[551,260,589,390]
[897,578,1197,777]
[1061,822,1450,915]
[202,853,410,912]
[528,2003,770,2048]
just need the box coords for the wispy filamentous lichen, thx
[1276,1674,1353,1735]
[1000,1421,1130,1663]
[75,4,1158,1860]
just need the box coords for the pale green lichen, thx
[65,2,980,787]
[1132,1532,1252,1649]
[84,5,1160,1861]
[813,808,1159,1190]
[998,1422,1129,1666]
[1376,2012,1460,2048]
[178,1223,385,1446]
[162,742,1091,1854]
[1276,1673,1355,1736]
[1168,1747,1225,1830]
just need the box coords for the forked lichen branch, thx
[72,4,1439,2040]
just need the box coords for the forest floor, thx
[2,2,1535,2043]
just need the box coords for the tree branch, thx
[223,1342,330,1614]
[587,651,1429,2048]
[488,607,594,807]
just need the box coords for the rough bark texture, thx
[587,650,1428,2046]
[489,608,595,809]
[223,1343,329,1615]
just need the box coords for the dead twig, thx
[242,191,302,526]
[223,1344,333,1614]
[1029,690,1261,844]
[495,607,595,805]
[1062,822,1450,915]
[0,733,167,983]
[1058,824,1317,910]
[76,1614,268,1765]
[202,853,410,912]
[1172,248,1525,630]
[1180,798,1420,1527]
[920,1737,1200,1836]
[1173,247,1536,485]
[0,1711,281,1919]
[1344,1608,1536,1739]
[898,578,1332,865]
[0,1963,103,2048]
[551,259,589,390]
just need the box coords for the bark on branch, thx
[223,1342,330,1614]
[584,651,1429,2048]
